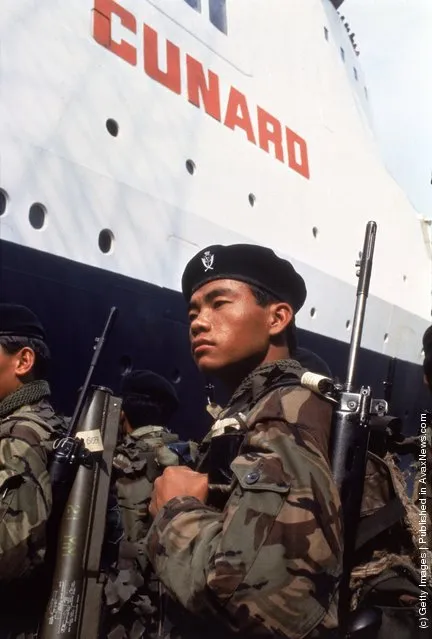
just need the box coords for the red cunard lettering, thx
[93,0,137,66]
[143,25,181,95]
[286,127,310,179]
[186,56,221,121]
[92,1,310,179]
[257,107,284,163]
[224,87,256,144]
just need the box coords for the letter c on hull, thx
[93,0,137,66]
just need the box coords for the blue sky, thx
[344,0,432,216]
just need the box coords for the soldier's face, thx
[188,279,281,377]
[0,345,35,399]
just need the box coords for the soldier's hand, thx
[149,466,208,517]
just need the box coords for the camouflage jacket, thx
[145,359,343,639]
[0,382,66,638]
[104,426,183,639]
[114,425,181,543]
[0,384,64,582]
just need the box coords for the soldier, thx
[344,326,432,636]
[390,326,432,547]
[146,244,343,639]
[104,370,186,639]
[0,303,66,634]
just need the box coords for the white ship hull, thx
[0,0,430,434]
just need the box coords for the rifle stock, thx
[40,387,121,639]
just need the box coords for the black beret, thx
[296,347,333,378]
[181,244,306,312]
[423,325,432,358]
[0,303,46,341]
[121,370,179,411]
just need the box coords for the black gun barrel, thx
[345,221,377,392]
[49,307,117,491]
[68,307,117,436]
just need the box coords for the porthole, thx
[346,319,351,330]
[98,229,115,254]
[29,203,47,230]
[324,26,329,41]
[248,193,256,207]
[310,307,316,318]
[402,274,407,282]
[384,333,389,343]
[106,119,119,137]
[312,226,318,238]
[0,189,8,216]
[186,159,196,175]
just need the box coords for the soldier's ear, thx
[268,303,293,337]
[14,347,35,377]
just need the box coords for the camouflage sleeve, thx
[0,429,52,581]
[145,387,343,638]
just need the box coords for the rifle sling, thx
[355,496,406,552]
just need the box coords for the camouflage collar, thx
[224,358,303,415]
[130,425,164,439]
[0,380,50,419]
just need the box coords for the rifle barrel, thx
[345,222,377,392]
[68,307,117,435]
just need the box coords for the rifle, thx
[39,309,120,639]
[328,222,388,637]
[48,306,118,498]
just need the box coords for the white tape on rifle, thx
[301,372,333,395]
[75,429,104,452]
